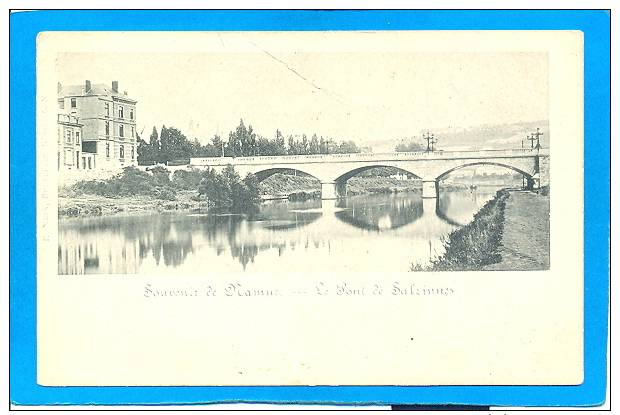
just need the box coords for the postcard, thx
[36,30,583,386]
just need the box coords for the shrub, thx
[172,169,203,190]
[71,166,176,199]
[197,166,260,213]
[152,187,177,201]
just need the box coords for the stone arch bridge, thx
[189,148,549,199]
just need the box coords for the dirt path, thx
[484,190,550,271]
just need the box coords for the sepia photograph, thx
[34,30,584,388]
[54,33,550,275]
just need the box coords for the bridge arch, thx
[334,165,423,183]
[436,161,533,181]
[421,161,534,199]
[332,165,424,198]
[246,167,321,183]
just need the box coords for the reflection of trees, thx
[58,214,195,273]
[334,194,424,231]
[60,191,497,274]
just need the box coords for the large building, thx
[57,80,138,173]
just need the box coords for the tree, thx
[137,137,155,165]
[149,126,160,155]
[319,137,327,154]
[136,127,160,165]
[287,135,296,155]
[300,134,309,155]
[309,134,320,154]
[197,166,260,213]
[336,140,361,154]
[395,139,425,152]
[207,134,224,157]
[275,130,287,155]
[239,173,262,213]
[228,119,249,157]
[158,125,170,163]
[198,168,232,211]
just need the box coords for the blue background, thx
[10,10,610,407]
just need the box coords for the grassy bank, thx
[415,190,510,271]
[415,188,550,271]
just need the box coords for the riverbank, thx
[418,188,550,271]
[58,173,423,218]
[58,190,202,217]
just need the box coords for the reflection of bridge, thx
[190,148,549,199]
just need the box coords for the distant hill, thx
[366,120,549,152]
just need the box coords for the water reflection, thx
[335,194,423,231]
[58,188,502,274]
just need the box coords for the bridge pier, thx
[321,181,338,200]
[422,179,438,198]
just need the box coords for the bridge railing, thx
[190,148,545,166]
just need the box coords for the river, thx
[57,187,504,274]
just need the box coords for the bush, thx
[152,187,177,201]
[172,169,203,190]
[68,165,259,214]
[197,166,260,213]
[71,166,177,200]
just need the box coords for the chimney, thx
[111,81,118,93]
[85,80,91,93]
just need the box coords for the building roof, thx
[59,83,137,103]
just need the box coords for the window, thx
[76,151,80,169]
[105,121,110,136]
[82,157,86,169]
[118,106,124,118]
[120,145,125,160]
[88,158,92,169]
[58,128,61,144]
[64,149,72,165]
[130,109,134,120]
[75,132,80,144]
[58,99,65,109]
[131,126,134,138]
[70,98,77,108]
[65,130,72,144]
[131,146,135,160]
[105,102,110,116]
[119,125,124,137]
[106,143,110,158]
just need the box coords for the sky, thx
[56,32,549,151]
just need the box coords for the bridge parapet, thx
[190,148,547,167]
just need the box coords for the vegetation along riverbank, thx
[415,187,550,271]
[58,166,423,218]
[58,166,260,218]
